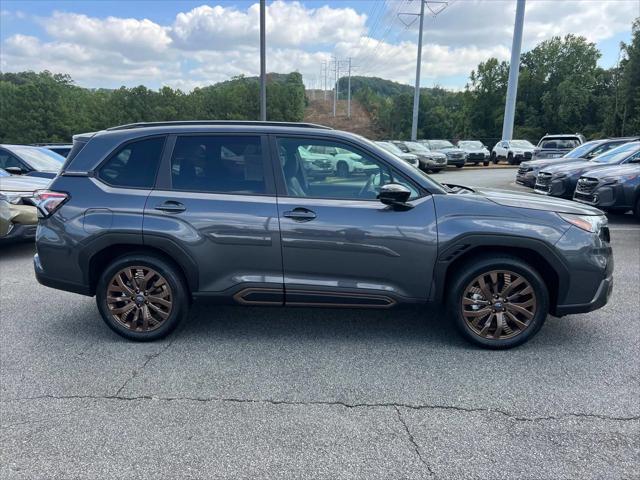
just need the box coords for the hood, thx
[474,187,603,215]
[522,157,586,170]
[580,163,640,179]
[541,160,598,175]
[0,175,50,192]
[399,153,418,161]
[461,148,488,154]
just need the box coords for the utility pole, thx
[259,0,266,121]
[347,57,352,118]
[323,61,328,101]
[501,0,526,141]
[410,0,426,141]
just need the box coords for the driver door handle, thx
[283,207,316,222]
[154,201,186,213]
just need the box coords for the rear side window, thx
[170,135,265,194]
[98,137,165,188]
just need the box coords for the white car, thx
[305,145,378,177]
[491,139,535,165]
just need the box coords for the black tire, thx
[491,152,498,164]
[456,164,464,168]
[483,161,489,166]
[337,161,349,178]
[507,153,515,165]
[96,253,189,341]
[447,255,549,349]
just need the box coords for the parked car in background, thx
[516,137,638,188]
[491,139,535,164]
[374,141,420,169]
[0,145,65,178]
[532,134,585,160]
[32,143,74,157]
[391,140,447,173]
[574,163,640,220]
[0,168,49,243]
[297,146,334,179]
[420,140,466,168]
[34,120,612,349]
[305,144,379,177]
[535,141,640,198]
[456,140,490,166]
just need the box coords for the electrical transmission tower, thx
[329,57,356,117]
[398,0,454,140]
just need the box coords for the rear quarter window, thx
[97,136,165,188]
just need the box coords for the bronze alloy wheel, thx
[106,266,173,332]
[461,269,537,340]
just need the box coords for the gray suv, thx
[34,121,613,349]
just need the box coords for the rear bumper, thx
[34,253,92,296]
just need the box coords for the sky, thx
[0,0,638,92]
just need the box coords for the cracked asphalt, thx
[1,168,639,479]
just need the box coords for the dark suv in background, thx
[34,121,612,349]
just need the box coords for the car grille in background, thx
[436,157,446,164]
[576,177,599,194]
[537,173,552,186]
[448,153,464,159]
[467,153,485,160]
[524,152,533,159]
[313,160,331,168]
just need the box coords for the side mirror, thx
[378,183,413,209]
[4,167,24,175]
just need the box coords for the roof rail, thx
[107,120,333,131]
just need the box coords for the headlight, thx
[558,213,607,233]
[601,177,620,184]
[554,173,567,179]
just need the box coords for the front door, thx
[272,135,438,306]
[144,134,283,303]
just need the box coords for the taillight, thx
[34,190,69,217]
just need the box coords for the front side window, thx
[171,135,265,194]
[276,138,418,200]
[98,136,165,188]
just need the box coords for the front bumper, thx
[446,156,466,167]
[515,170,537,187]
[534,177,572,198]
[573,183,631,210]
[555,274,613,316]
[0,222,38,243]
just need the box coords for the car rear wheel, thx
[507,153,515,165]
[483,160,489,166]
[96,254,189,341]
[448,256,549,349]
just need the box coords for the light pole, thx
[501,0,526,141]
[259,0,266,121]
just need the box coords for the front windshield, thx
[458,141,483,149]
[510,140,533,148]
[429,140,454,149]
[376,142,404,155]
[405,141,429,152]
[564,140,602,158]
[591,142,640,164]
[6,146,64,171]
[0,168,9,177]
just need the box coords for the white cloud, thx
[0,0,637,91]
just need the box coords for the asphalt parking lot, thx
[1,167,639,479]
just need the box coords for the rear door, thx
[271,135,438,306]
[144,133,283,302]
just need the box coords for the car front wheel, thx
[491,152,498,164]
[448,256,549,349]
[96,254,189,341]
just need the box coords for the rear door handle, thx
[154,201,186,213]
[283,207,316,222]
